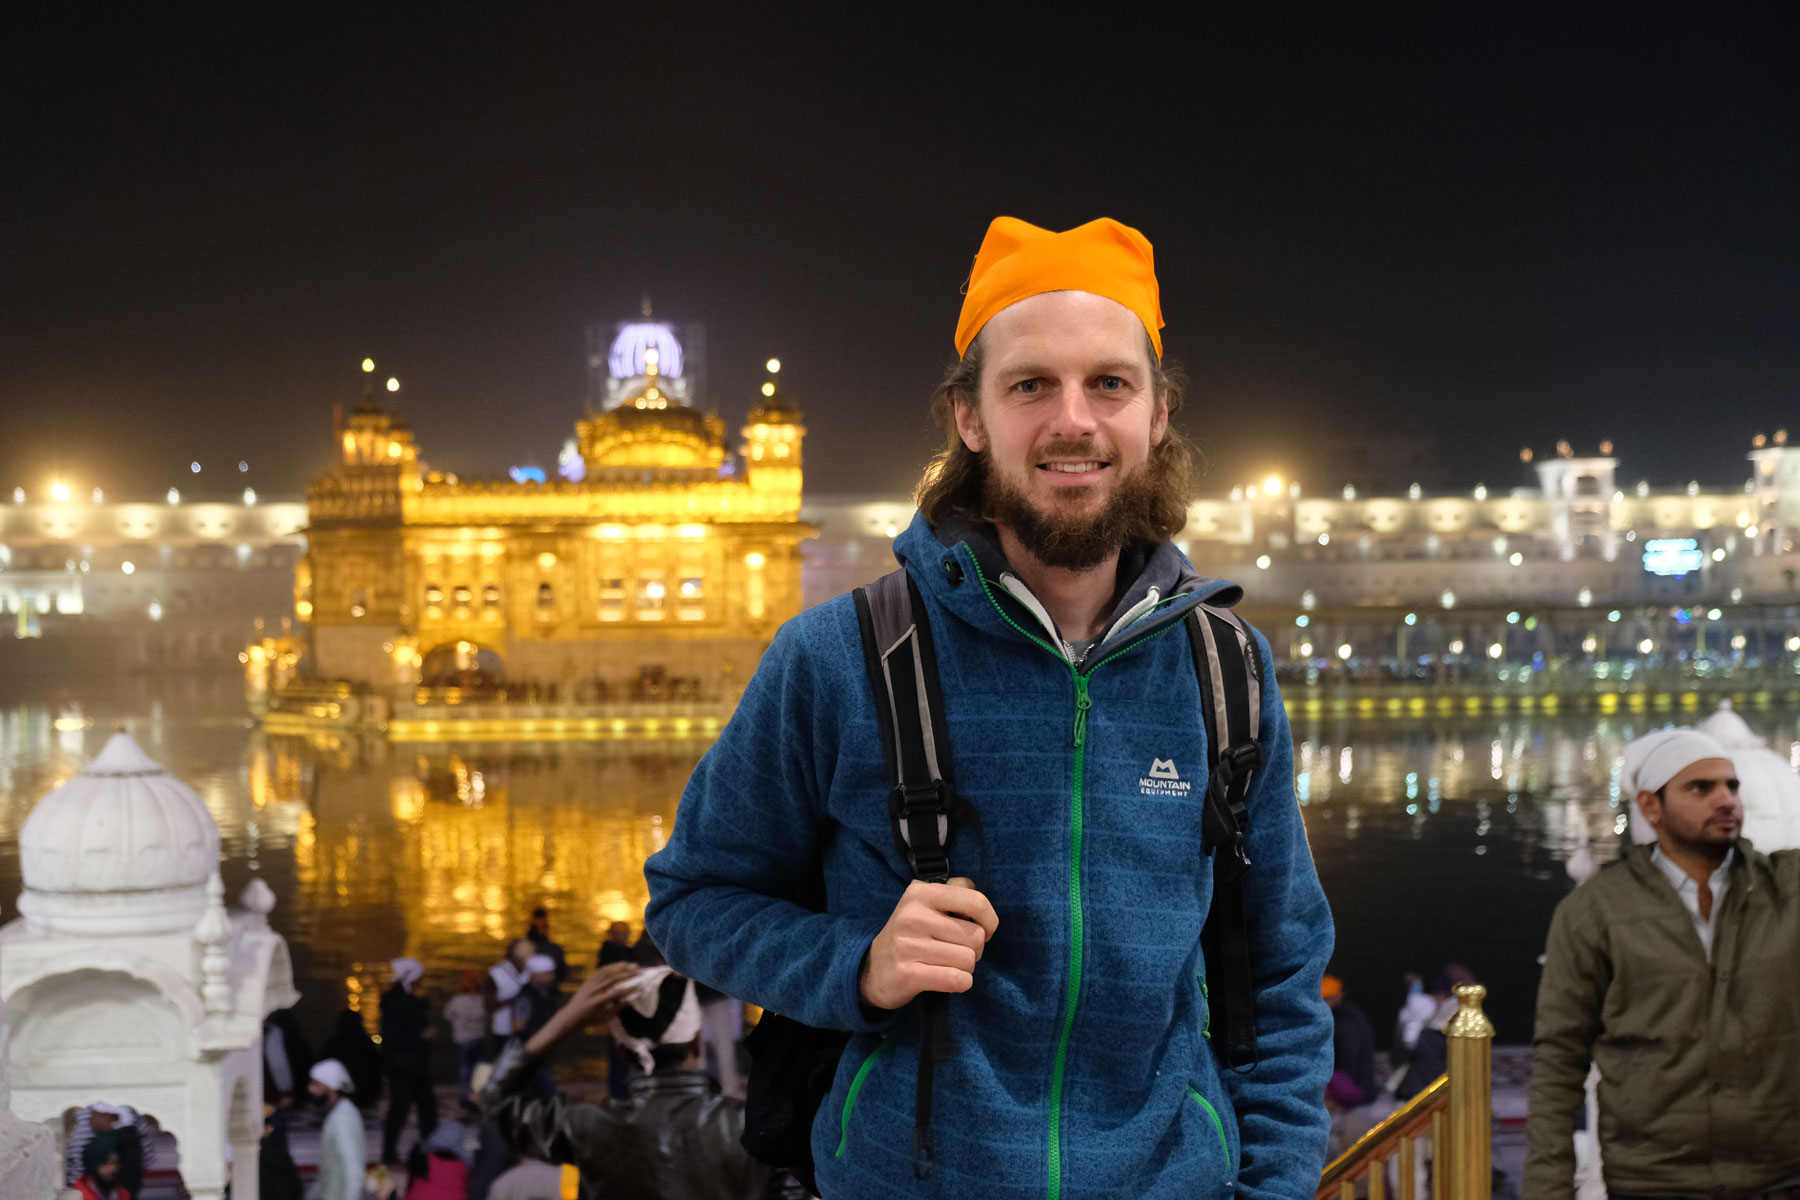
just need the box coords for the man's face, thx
[308,1079,331,1102]
[1638,757,1741,854]
[531,970,554,988]
[955,290,1167,570]
[608,922,631,945]
[94,1154,119,1186]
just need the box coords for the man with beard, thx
[307,1059,367,1200]
[647,217,1333,1198]
[1528,728,1800,1198]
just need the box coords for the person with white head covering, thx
[63,1103,151,1195]
[307,1059,366,1200]
[379,955,438,1166]
[1528,724,1800,1197]
[1696,700,1800,851]
[481,961,777,1199]
[485,938,534,1046]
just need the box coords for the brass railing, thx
[1316,984,1495,1200]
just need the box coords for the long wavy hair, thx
[913,332,1199,540]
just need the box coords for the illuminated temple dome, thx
[17,732,221,936]
[577,400,728,476]
[608,321,685,379]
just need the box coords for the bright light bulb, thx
[1263,476,1282,496]
[121,561,135,575]
[362,358,376,373]
[386,377,400,392]
[761,382,776,397]
[1255,555,1271,570]
[1336,643,1352,660]
[1639,639,1655,654]
[49,481,69,502]
[190,461,201,474]
[766,358,781,374]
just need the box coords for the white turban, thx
[390,957,424,991]
[309,1058,353,1094]
[609,966,703,1074]
[525,954,557,976]
[1622,729,1735,798]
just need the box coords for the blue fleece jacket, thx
[646,514,1334,1199]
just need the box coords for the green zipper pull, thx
[1072,674,1091,747]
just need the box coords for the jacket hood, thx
[894,511,1240,658]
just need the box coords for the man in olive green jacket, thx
[1527,729,1800,1198]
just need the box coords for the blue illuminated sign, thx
[1642,538,1703,577]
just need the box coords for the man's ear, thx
[1150,393,1169,447]
[1634,789,1661,830]
[954,396,985,453]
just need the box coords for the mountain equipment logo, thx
[1140,757,1192,796]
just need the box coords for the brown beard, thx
[980,448,1165,571]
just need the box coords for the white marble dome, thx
[17,732,222,935]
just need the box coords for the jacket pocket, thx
[1186,1085,1234,1171]
[834,1035,895,1159]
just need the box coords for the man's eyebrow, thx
[991,362,1054,380]
[1090,359,1149,376]
[992,360,1147,378]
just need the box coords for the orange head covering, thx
[1321,974,1344,1001]
[955,216,1165,359]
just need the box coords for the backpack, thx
[740,567,1264,1187]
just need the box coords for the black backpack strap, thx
[1186,602,1264,1070]
[852,568,974,1180]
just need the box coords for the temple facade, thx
[297,324,812,709]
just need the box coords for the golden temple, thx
[274,326,811,734]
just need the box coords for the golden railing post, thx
[1446,983,1495,1200]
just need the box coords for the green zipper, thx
[834,1036,894,1158]
[1185,1086,1231,1164]
[963,546,1192,1200]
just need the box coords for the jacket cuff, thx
[839,925,899,1033]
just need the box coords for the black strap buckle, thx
[890,780,953,882]
[1204,742,1260,877]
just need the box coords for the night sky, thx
[4,6,1795,503]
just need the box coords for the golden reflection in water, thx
[259,734,700,1021]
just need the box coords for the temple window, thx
[677,576,705,621]
[536,582,555,611]
[637,577,666,620]
[452,585,472,608]
[599,577,626,621]
[482,584,500,606]
[425,583,443,605]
